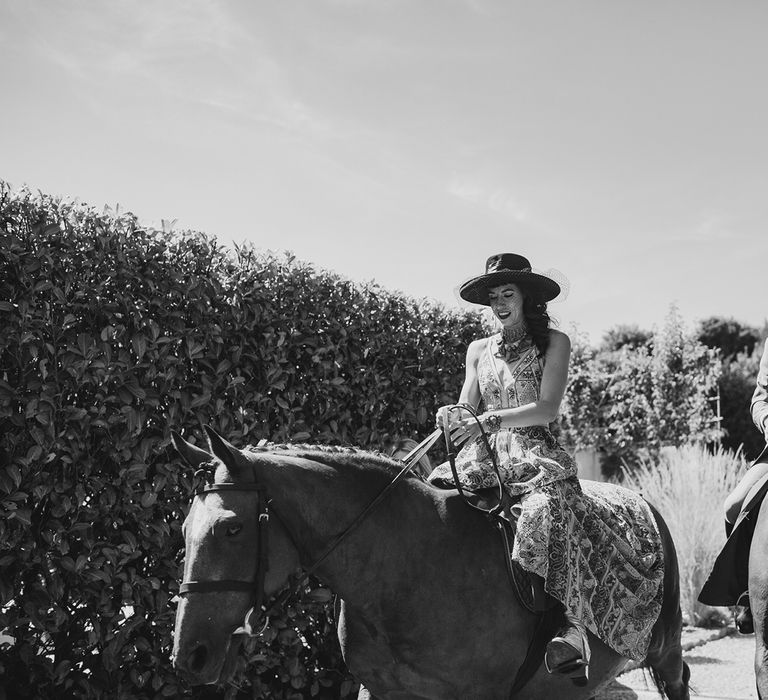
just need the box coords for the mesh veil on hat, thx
[459,253,561,305]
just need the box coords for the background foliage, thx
[695,316,767,461]
[559,310,724,477]
[622,444,747,626]
[0,183,482,699]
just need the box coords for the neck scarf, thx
[495,325,532,363]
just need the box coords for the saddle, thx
[699,472,768,606]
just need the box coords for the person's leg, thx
[724,461,768,635]
[725,462,768,526]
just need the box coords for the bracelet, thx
[455,402,475,413]
[484,413,502,433]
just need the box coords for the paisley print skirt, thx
[515,478,664,660]
[428,430,664,660]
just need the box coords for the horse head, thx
[171,427,300,685]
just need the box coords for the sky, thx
[2,0,767,344]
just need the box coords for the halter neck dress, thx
[428,333,665,661]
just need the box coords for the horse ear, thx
[171,430,212,469]
[204,426,245,476]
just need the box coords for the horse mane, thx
[243,442,421,480]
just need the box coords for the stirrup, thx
[545,626,591,686]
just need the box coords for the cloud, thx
[447,175,529,222]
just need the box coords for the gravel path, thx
[597,627,757,700]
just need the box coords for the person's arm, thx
[435,339,485,429]
[450,330,570,445]
[751,338,768,440]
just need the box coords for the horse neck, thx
[258,452,433,598]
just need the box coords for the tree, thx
[600,324,652,352]
[697,317,768,459]
[719,347,764,460]
[696,316,760,360]
[561,307,722,477]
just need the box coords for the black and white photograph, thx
[2,2,768,698]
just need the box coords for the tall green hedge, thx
[0,183,483,699]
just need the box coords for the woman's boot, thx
[545,616,591,686]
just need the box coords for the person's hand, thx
[448,410,482,447]
[435,404,453,429]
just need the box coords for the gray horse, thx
[172,427,690,699]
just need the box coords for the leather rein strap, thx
[304,427,444,576]
[178,428,445,598]
[440,404,508,518]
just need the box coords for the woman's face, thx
[488,283,525,328]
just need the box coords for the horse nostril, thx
[189,644,208,673]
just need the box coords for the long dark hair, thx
[521,288,552,357]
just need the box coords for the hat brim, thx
[459,270,560,305]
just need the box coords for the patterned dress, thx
[428,335,665,661]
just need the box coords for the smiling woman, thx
[427,252,689,694]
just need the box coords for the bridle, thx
[176,430,444,625]
[177,404,506,628]
[178,482,271,618]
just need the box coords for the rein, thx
[177,428,445,618]
[179,407,508,606]
[440,404,509,518]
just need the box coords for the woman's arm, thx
[435,339,485,428]
[450,330,570,445]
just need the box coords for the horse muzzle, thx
[173,633,244,686]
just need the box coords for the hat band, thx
[488,266,532,274]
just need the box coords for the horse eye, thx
[225,523,243,537]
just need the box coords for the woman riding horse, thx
[427,253,665,684]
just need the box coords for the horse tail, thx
[640,501,691,699]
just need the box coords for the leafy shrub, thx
[0,182,484,698]
[561,309,722,477]
[717,347,765,461]
[621,443,747,626]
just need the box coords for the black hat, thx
[459,253,561,305]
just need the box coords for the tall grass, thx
[621,443,747,626]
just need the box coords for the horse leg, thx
[753,586,768,699]
[751,501,768,699]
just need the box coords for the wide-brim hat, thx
[459,253,561,305]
